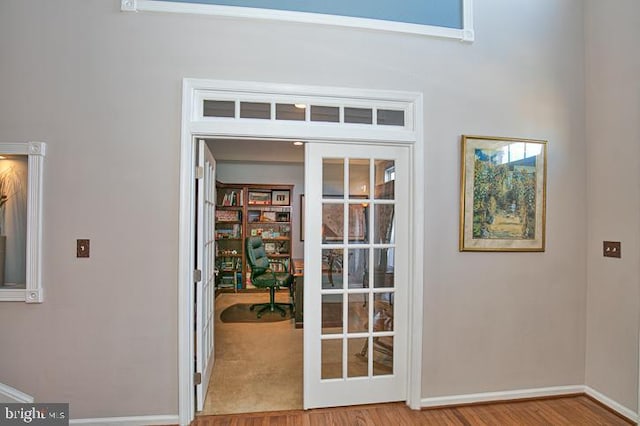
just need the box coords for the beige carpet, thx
[199,292,303,415]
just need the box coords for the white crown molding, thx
[121,0,475,42]
[0,382,34,403]
[69,414,179,425]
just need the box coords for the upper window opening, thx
[240,102,270,119]
[203,100,235,118]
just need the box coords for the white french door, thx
[195,139,217,411]
[304,142,410,408]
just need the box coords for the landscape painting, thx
[460,135,547,252]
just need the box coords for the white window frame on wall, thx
[0,142,46,303]
[121,0,475,42]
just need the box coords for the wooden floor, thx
[192,396,633,425]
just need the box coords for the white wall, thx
[215,160,304,258]
[584,0,640,413]
[0,0,592,419]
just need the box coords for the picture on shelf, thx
[271,190,290,206]
[264,242,276,254]
[248,190,271,205]
[276,212,290,222]
[260,211,277,222]
[247,210,261,222]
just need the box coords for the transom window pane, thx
[311,105,339,123]
[203,100,235,118]
[276,103,305,121]
[344,107,373,124]
[377,109,405,126]
[240,102,270,119]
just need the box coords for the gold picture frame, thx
[460,135,547,252]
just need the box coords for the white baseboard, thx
[421,385,585,408]
[584,386,639,423]
[0,382,34,403]
[422,385,639,423]
[69,414,179,425]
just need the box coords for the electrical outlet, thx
[603,241,621,258]
[77,239,90,258]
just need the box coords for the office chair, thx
[245,236,294,318]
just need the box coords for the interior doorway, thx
[199,138,305,415]
[179,78,424,426]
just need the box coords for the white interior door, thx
[304,142,410,408]
[195,139,216,412]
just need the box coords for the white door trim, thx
[178,78,424,425]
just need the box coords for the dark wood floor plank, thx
[192,396,634,426]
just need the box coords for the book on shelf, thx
[215,210,241,222]
[221,190,243,206]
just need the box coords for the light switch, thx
[77,239,90,258]
[603,241,621,258]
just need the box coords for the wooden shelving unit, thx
[215,182,294,291]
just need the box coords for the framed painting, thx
[459,135,547,252]
[271,189,290,206]
[248,190,271,205]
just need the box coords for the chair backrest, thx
[246,236,270,270]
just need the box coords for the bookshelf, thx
[215,182,294,291]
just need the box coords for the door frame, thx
[178,78,425,425]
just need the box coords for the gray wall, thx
[584,0,640,412]
[0,0,626,420]
[215,161,304,258]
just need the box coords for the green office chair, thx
[245,236,294,318]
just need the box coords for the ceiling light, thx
[293,141,304,146]
[294,103,306,109]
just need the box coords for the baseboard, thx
[422,385,639,424]
[0,382,34,403]
[584,386,639,423]
[421,385,585,409]
[69,414,179,425]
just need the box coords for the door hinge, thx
[195,166,204,179]
[194,372,202,385]
[194,269,202,282]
